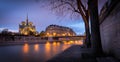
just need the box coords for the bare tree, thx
[49,0,91,47]
[88,0,103,56]
[35,0,103,56]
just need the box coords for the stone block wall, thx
[100,2,120,59]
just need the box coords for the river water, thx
[0,41,83,62]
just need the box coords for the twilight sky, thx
[0,0,107,35]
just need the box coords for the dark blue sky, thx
[0,0,107,35]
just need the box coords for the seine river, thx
[0,41,83,62]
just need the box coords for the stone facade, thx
[99,0,120,59]
[19,16,36,35]
[45,25,76,37]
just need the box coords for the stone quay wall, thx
[99,0,120,59]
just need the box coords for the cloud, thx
[0,28,18,32]
[9,29,18,32]
[0,28,5,30]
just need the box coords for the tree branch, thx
[77,0,88,25]
[60,0,78,12]
[79,0,87,12]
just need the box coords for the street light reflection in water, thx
[0,40,83,62]
[21,40,83,61]
[23,40,83,53]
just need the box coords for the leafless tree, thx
[35,0,103,55]
[48,0,91,47]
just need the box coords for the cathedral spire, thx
[26,13,29,25]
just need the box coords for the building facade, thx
[45,25,76,37]
[19,15,37,35]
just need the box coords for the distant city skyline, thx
[0,0,107,35]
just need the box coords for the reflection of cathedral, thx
[19,15,36,35]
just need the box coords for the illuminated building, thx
[45,25,76,37]
[19,15,37,35]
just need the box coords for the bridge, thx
[42,35,86,41]
[12,35,86,43]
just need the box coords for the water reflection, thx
[74,40,83,45]
[57,42,60,46]
[52,41,56,46]
[34,44,39,52]
[23,43,29,53]
[62,44,71,51]
[45,42,51,60]
[52,42,60,56]
[63,40,83,45]
[21,40,83,61]
[22,40,83,54]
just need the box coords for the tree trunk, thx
[85,9,91,48]
[76,0,91,48]
[88,0,103,56]
[84,22,91,48]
